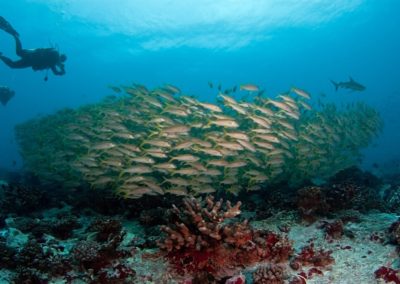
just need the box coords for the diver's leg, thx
[13,35,27,57]
[0,16,19,37]
[0,55,28,69]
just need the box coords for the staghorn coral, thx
[15,83,383,198]
[158,196,242,252]
[158,196,293,279]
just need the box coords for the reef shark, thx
[331,77,366,92]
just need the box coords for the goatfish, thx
[240,84,259,92]
[331,77,366,92]
[291,87,311,99]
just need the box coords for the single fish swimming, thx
[331,77,366,92]
[0,86,15,106]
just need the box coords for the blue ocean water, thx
[0,0,399,171]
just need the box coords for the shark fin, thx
[349,76,355,82]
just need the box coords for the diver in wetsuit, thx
[0,16,66,80]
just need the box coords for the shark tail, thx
[330,80,339,91]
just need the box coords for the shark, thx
[331,77,366,92]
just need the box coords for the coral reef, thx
[296,168,382,223]
[320,220,344,241]
[382,184,400,213]
[326,167,383,212]
[389,218,400,245]
[375,266,400,283]
[0,183,48,215]
[0,236,16,269]
[252,264,287,284]
[139,207,167,226]
[9,213,81,240]
[87,218,123,242]
[290,243,334,270]
[296,186,329,223]
[158,196,293,279]
[0,176,397,283]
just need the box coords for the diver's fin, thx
[0,16,19,37]
[330,80,339,91]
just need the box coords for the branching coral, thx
[158,196,242,252]
[158,196,293,279]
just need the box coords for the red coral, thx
[375,266,400,283]
[158,196,242,252]
[307,267,323,277]
[158,196,293,279]
[290,243,334,270]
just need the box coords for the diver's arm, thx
[0,55,29,69]
[51,64,65,76]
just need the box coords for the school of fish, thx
[15,83,383,199]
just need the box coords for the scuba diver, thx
[0,16,66,81]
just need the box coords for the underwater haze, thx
[0,0,400,171]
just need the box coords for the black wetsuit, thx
[0,35,65,76]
